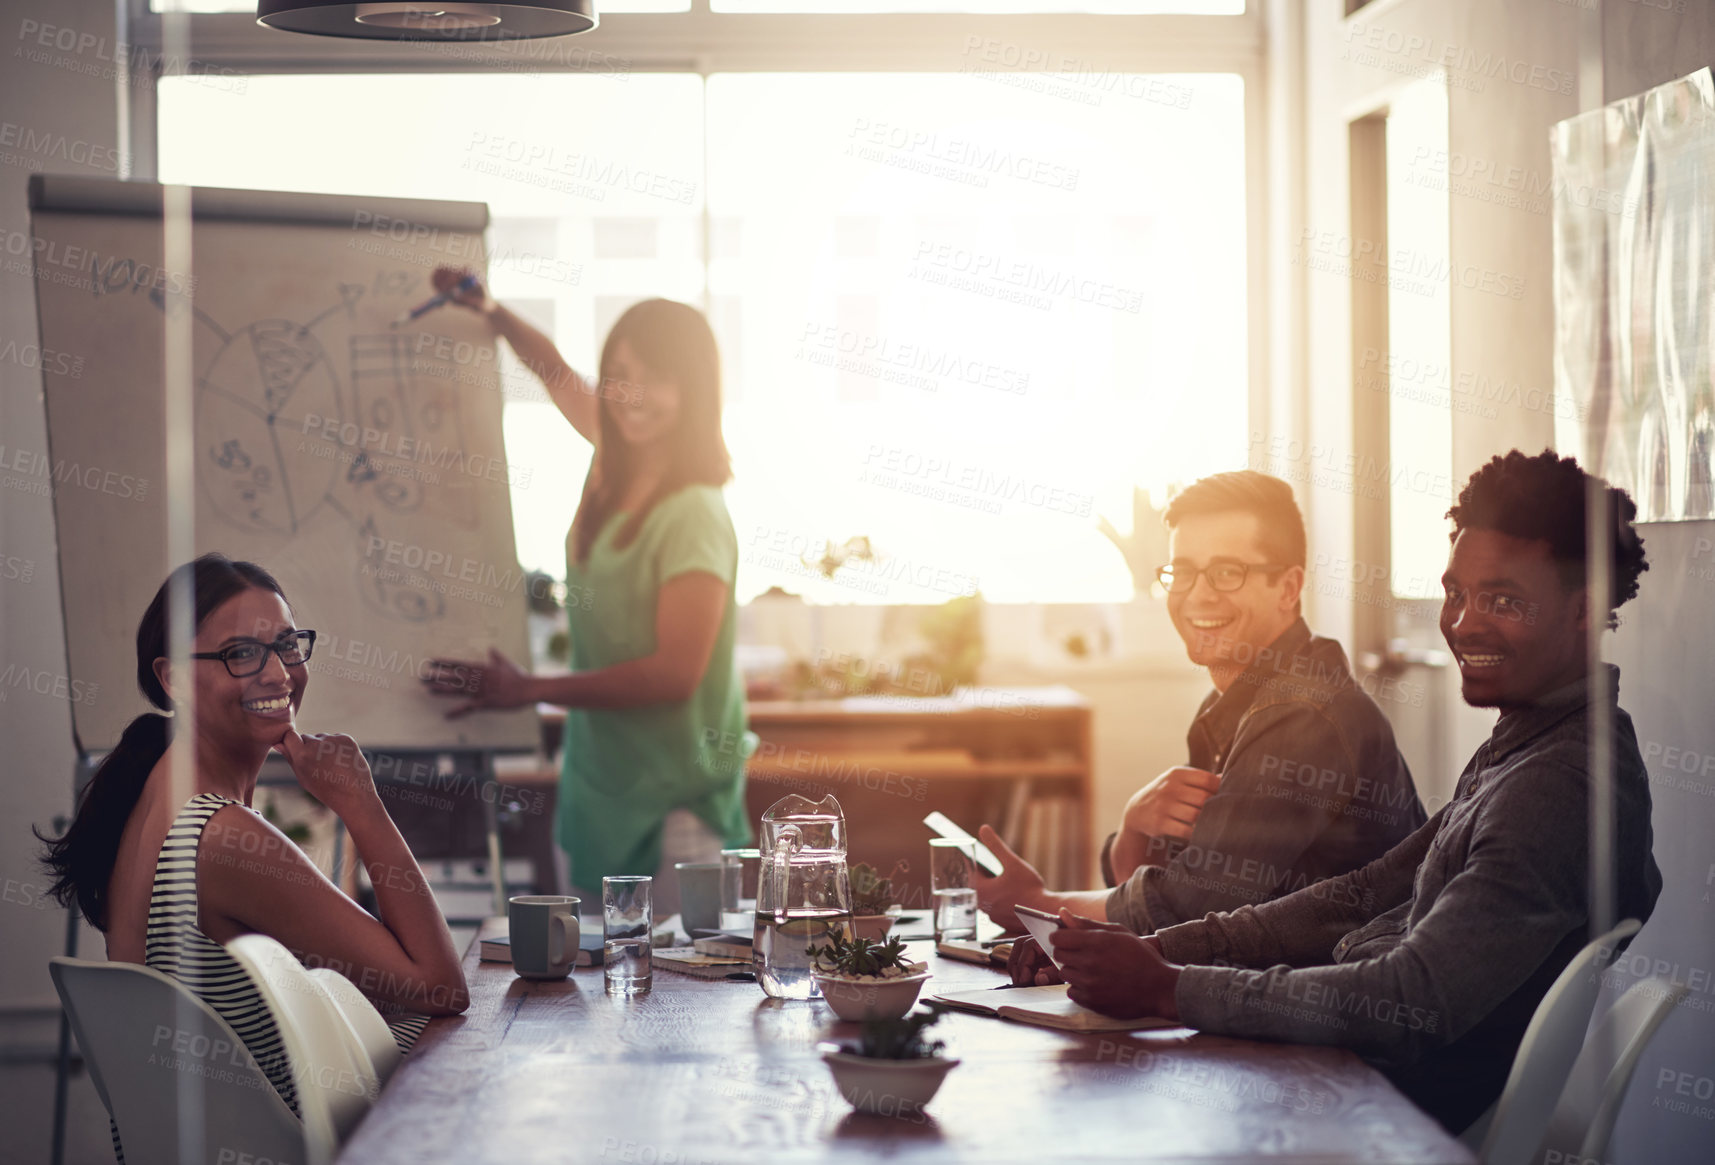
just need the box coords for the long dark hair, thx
[570,298,733,564]
[35,553,289,930]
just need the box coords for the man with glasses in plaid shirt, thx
[977,470,1425,957]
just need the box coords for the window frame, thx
[128,4,1263,77]
[128,0,1272,586]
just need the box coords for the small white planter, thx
[810,968,931,1022]
[819,1048,960,1116]
[849,914,895,943]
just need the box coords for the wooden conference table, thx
[338,928,1475,1165]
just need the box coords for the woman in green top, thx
[422,267,753,906]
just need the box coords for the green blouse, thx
[556,484,754,890]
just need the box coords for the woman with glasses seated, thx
[38,554,467,1149]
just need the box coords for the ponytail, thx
[35,713,171,930]
[34,552,289,931]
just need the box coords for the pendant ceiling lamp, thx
[257,2,596,40]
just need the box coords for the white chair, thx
[1533,975,1689,1165]
[49,956,304,1165]
[309,966,404,1088]
[225,935,384,1164]
[1469,918,1642,1165]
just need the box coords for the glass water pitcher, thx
[753,793,854,999]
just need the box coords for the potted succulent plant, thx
[806,932,931,1022]
[848,860,907,943]
[819,1009,959,1116]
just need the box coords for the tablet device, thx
[1013,905,1065,969]
[921,811,1005,876]
[1014,904,1063,926]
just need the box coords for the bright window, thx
[150,1,690,10]
[151,1,1234,9]
[157,73,703,578]
[1383,80,1452,601]
[707,72,1246,603]
[711,2,1241,11]
[159,69,1247,603]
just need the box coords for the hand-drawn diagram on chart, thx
[160,282,485,623]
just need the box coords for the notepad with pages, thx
[928,984,1180,1033]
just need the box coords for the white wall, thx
[1589,11,1715,1164]
[1297,0,1583,785]
[0,5,127,1163]
[1297,2,1713,1160]
[0,0,123,1038]
[1603,521,1715,1165]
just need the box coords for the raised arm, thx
[199,730,468,1014]
[431,266,599,444]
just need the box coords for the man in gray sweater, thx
[1045,450,1662,1133]
[977,470,1423,935]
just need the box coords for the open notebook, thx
[929,984,1181,1033]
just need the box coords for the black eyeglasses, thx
[1155,562,1289,594]
[191,630,317,677]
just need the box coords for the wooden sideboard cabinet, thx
[743,686,1094,908]
[517,686,1095,909]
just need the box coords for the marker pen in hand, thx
[390,273,479,328]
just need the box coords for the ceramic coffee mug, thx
[508,895,580,980]
[674,862,723,934]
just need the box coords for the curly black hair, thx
[1446,449,1648,630]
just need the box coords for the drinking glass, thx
[719,847,761,931]
[603,875,653,995]
[929,838,978,942]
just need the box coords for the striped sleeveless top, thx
[147,793,301,1112]
[110,792,430,1163]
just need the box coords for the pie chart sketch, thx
[198,319,345,536]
